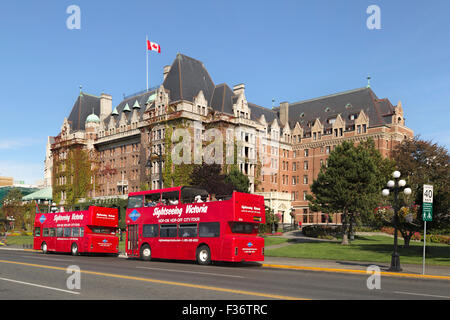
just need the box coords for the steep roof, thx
[163,53,215,105]
[210,83,234,115]
[67,93,101,132]
[283,87,395,130]
[248,102,278,124]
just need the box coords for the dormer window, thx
[325,107,331,112]
[349,114,358,121]
[328,117,336,124]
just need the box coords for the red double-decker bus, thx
[125,186,265,264]
[33,206,119,256]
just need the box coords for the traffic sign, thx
[422,185,433,222]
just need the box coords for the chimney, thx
[163,65,171,80]
[100,93,112,120]
[233,84,245,97]
[280,101,289,126]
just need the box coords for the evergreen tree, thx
[307,140,391,245]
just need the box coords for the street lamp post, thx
[382,170,412,272]
[145,144,163,190]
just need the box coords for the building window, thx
[304,161,309,170]
[304,149,309,157]
[303,175,308,185]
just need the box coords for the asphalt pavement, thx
[0,248,449,300]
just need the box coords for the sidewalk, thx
[263,231,450,279]
[262,256,450,278]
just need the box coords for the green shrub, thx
[302,225,341,238]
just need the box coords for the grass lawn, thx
[265,235,450,266]
[4,235,33,247]
[263,237,289,247]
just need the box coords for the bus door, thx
[128,224,139,257]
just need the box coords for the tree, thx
[190,163,234,196]
[375,137,450,246]
[1,188,24,230]
[225,168,250,193]
[307,140,392,245]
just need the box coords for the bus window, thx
[160,224,177,237]
[56,227,63,237]
[180,224,197,238]
[199,222,220,237]
[64,228,72,237]
[144,193,161,207]
[50,228,56,237]
[35,227,41,237]
[142,224,158,237]
[43,228,49,237]
[231,223,255,234]
[162,191,179,205]
[128,195,144,208]
[80,227,84,237]
[91,227,115,235]
[72,227,80,237]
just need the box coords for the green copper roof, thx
[22,187,53,201]
[112,107,119,116]
[147,93,157,103]
[123,103,131,112]
[133,100,141,109]
[86,113,100,123]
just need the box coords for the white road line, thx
[0,277,80,295]
[394,291,450,299]
[136,266,244,278]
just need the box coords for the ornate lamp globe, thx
[387,180,395,188]
[398,180,406,187]
[404,188,412,196]
[393,171,401,179]
[382,189,390,197]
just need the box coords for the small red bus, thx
[33,206,119,256]
[125,186,265,264]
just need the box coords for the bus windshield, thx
[128,195,144,208]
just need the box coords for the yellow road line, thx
[0,259,306,300]
[262,263,450,280]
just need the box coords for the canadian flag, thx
[147,40,161,53]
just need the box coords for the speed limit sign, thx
[422,185,433,221]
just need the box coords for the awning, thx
[22,187,52,201]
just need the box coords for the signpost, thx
[422,184,433,275]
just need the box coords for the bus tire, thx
[140,244,151,261]
[41,242,48,254]
[196,245,211,265]
[71,243,79,256]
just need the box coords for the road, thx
[0,249,449,300]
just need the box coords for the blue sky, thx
[0,0,449,184]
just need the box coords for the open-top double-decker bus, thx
[125,186,265,264]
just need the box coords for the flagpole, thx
[146,35,149,92]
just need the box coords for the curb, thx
[261,263,450,280]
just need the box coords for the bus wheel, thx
[71,243,79,256]
[140,244,151,261]
[196,245,211,265]
[41,242,48,254]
